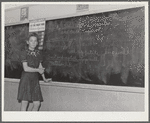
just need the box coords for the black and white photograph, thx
[1,1,149,122]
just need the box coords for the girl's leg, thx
[32,101,41,111]
[21,100,29,111]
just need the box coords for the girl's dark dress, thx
[17,49,43,103]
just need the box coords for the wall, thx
[4,78,144,111]
[5,3,145,26]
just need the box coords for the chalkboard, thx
[5,7,144,87]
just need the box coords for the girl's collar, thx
[26,48,39,57]
[28,48,36,52]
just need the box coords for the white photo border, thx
[2,2,149,122]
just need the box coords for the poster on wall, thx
[20,7,28,21]
[29,18,45,50]
[76,4,89,12]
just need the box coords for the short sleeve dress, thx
[17,49,43,103]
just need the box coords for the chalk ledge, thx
[4,78,144,94]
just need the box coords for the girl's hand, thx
[44,78,52,83]
[38,68,45,74]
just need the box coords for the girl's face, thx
[27,36,38,50]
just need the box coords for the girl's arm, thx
[39,63,51,82]
[22,62,44,74]
[39,63,44,69]
[41,73,46,81]
[39,63,46,81]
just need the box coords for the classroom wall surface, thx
[4,78,144,111]
[5,4,144,26]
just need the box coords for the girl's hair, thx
[28,32,39,41]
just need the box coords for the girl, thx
[17,33,51,111]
